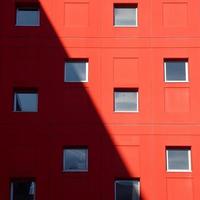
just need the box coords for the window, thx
[64,60,88,82]
[16,6,40,26]
[114,4,138,27]
[114,89,138,112]
[10,180,36,200]
[63,148,88,172]
[166,147,191,172]
[13,90,38,112]
[164,59,189,82]
[115,180,140,200]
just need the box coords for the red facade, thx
[1,0,200,199]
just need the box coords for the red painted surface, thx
[1,0,200,199]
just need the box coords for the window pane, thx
[14,92,38,112]
[115,180,139,200]
[167,149,190,170]
[11,180,35,200]
[65,61,88,82]
[114,6,137,26]
[115,91,138,112]
[165,61,187,81]
[63,149,88,171]
[16,8,40,26]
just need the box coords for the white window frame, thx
[63,148,88,172]
[10,180,36,200]
[16,7,40,27]
[114,90,139,113]
[64,61,89,83]
[114,5,138,27]
[164,60,189,82]
[166,148,192,172]
[13,91,38,112]
[115,180,140,200]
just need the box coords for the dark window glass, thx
[115,180,139,200]
[11,180,35,200]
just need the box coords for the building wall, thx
[1,0,200,199]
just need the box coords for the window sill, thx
[114,110,139,113]
[62,170,88,173]
[114,25,138,28]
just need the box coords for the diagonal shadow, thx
[0,1,145,200]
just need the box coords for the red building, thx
[1,0,200,200]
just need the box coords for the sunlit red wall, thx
[1,0,200,200]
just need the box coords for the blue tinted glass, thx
[65,61,87,82]
[114,7,137,26]
[115,91,138,112]
[168,149,190,170]
[64,149,88,171]
[166,61,187,81]
[15,92,38,112]
[16,8,40,26]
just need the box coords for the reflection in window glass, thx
[166,148,191,171]
[63,149,88,172]
[114,90,138,112]
[64,60,88,82]
[11,180,36,200]
[115,180,140,200]
[164,60,188,82]
[16,7,40,26]
[14,91,38,112]
[114,5,137,26]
